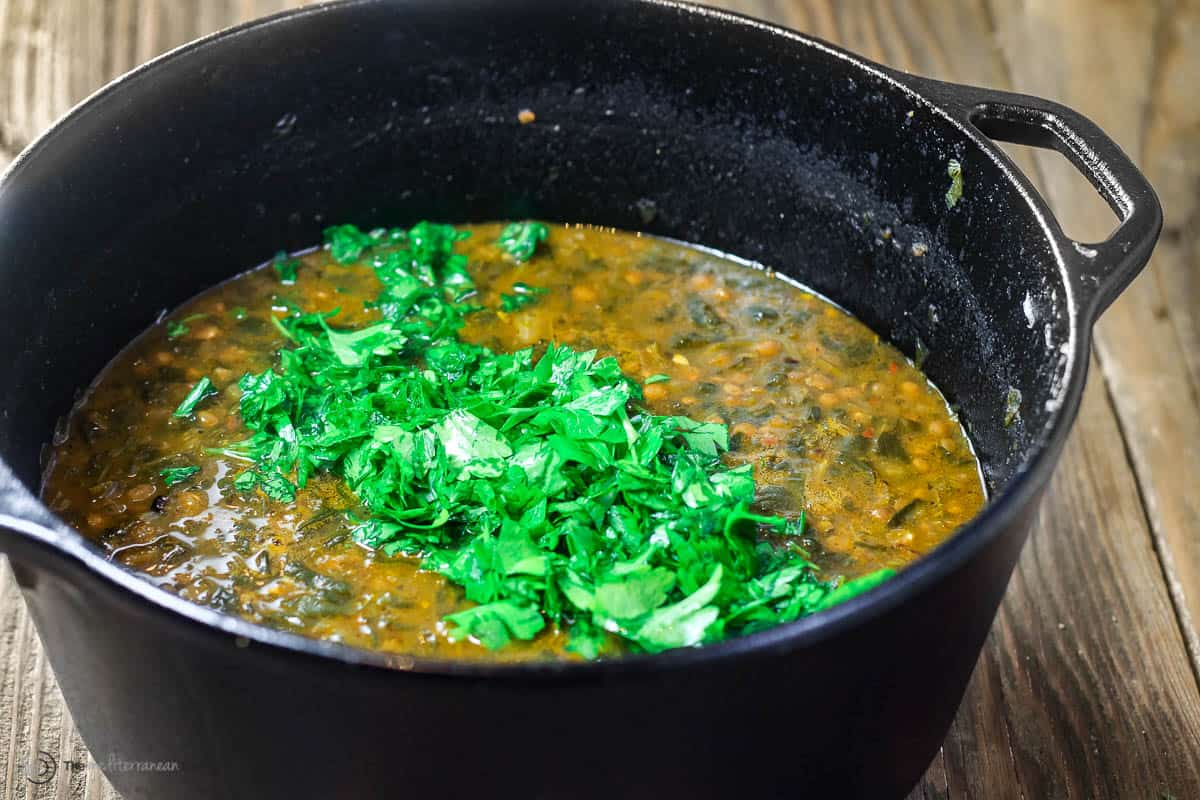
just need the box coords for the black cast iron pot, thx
[0,1,1161,798]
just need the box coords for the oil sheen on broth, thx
[41,224,985,661]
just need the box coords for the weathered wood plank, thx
[986,0,1200,680]
[0,556,98,800]
[0,0,307,154]
[1144,5,1200,407]
[980,357,1200,798]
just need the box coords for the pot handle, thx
[927,81,1162,318]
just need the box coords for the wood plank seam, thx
[969,5,1200,796]
[980,0,1200,703]
[1096,0,1200,683]
[1094,349,1200,686]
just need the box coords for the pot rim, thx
[0,0,1092,679]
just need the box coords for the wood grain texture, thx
[986,0,1200,682]
[1,2,1198,799]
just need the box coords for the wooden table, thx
[2,1,1197,797]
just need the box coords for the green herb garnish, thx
[445,601,547,650]
[813,569,894,611]
[165,313,208,340]
[226,220,893,656]
[173,377,216,418]
[233,467,297,502]
[946,158,964,208]
[229,307,248,320]
[497,221,549,263]
[324,224,377,264]
[272,251,299,284]
[499,282,549,311]
[160,466,200,486]
[1003,386,1022,428]
[644,374,671,385]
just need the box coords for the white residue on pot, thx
[1023,291,1038,328]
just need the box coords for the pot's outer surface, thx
[0,1,1160,798]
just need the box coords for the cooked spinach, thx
[687,296,726,328]
[873,430,908,461]
[887,499,923,528]
[821,333,874,365]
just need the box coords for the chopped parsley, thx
[324,224,377,264]
[160,466,200,486]
[497,221,549,262]
[272,251,299,284]
[224,220,893,656]
[173,377,216,418]
[499,282,548,311]
[166,313,208,340]
[233,467,297,503]
[946,158,964,208]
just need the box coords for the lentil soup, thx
[42,223,985,661]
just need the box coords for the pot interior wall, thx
[0,0,1069,511]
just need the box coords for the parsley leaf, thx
[499,282,548,311]
[324,224,376,264]
[160,466,200,486]
[946,158,964,209]
[233,468,296,502]
[497,221,549,262]
[324,321,407,367]
[815,569,896,611]
[594,568,675,620]
[272,251,299,284]
[445,600,546,649]
[432,409,513,479]
[165,313,208,340]
[173,377,216,418]
[670,417,729,456]
[632,565,724,651]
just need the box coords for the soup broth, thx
[42,223,984,661]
